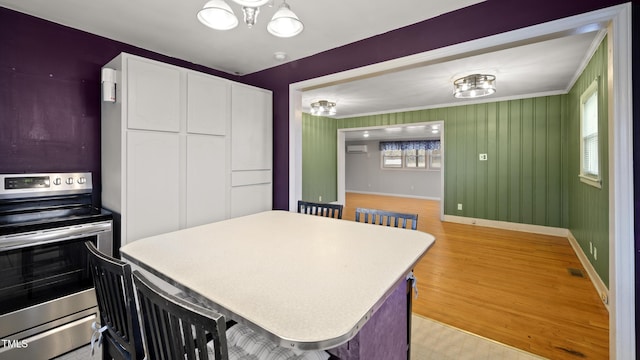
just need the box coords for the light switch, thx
[479,154,488,161]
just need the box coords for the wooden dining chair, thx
[85,241,144,360]
[297,200,344,219]
[354,207,418,230]
[132,270,229,360]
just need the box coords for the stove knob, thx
[66,177,74,185]
[78,177,87,184]
[53,177,62,185]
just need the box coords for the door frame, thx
[337,121,445,221]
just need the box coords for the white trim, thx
[288,88,303,212]
[608,4,634,359]
[346,190,441,201]
[443,215,570,237]
[566,29,609,93]
[567,231,610,311]
[337,121,445,221]
[288,5,634,358]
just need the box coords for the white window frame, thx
[381,148,440,171]
[579,79,601,188]
[381,149,403,168]
[404,149,427,169]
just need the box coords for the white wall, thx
[345,140,441,199]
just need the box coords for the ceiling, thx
[2,0,603,140]
[304,31,602,119]
[0,0,483,75]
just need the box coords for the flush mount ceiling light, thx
[198,0,303,37]
[453,74,496,98]
[310,100,337,116]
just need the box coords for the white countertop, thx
[121,210,435,350]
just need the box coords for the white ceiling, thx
[1,0,603,139]
[0,0,483,75]
[304,31,602,119]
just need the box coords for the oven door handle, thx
[0,220,112,251]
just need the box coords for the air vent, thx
[347,145,368,153]
[567,268,585,277]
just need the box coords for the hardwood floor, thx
[343,192,609,360]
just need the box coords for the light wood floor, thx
[343,192,609,360]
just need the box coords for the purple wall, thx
[0,8,240,205]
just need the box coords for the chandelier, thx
[453,74,496,98]
[197,0,304,38]
[310,100,337,116]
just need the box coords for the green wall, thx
[302,37,609,286]
[339,99,568,227]
[301,113,338,202]
[566,37,609,286]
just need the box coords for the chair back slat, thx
[355,207,418,230]
[86,241,144,360]
[297,200,344,219]
[133,270,229,360]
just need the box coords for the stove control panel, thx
[0,172,93,199]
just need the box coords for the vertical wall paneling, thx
[533,97,547,225]
[301,113,338,202]
[475,103,488,219]
[567,37,609,286]
[303,93,569,230]
[486,102,498,220]
[509,100,522,223]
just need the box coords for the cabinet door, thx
[186,135,227,227]
[127,58,181,132]
[231,85,272,171]
[126,131,180,243]
[187,72,229,136]
[230,183,272,218]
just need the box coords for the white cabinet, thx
[127,57,181,132]
[187,72,228,136]
[186,135,227,227]
[126,131,180,240]
[231,84,272,170]
[101,53,271,248]
[230,84,272,216]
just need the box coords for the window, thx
[380,140,440,170]
[429,149,441,169]
[579,79,601,188]
[405,149,427,168]
[382,149,403,167]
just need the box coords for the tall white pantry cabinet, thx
[101,53,272,249]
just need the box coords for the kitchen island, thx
[120,210,434,359]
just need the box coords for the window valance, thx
[379,140,441,151]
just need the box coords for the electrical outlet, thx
[319,196,322,202]
[479,153,488,161]
[457,203,463,211]
[594,247,597,260]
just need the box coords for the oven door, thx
[0,220,112,359]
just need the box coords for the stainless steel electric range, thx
[0,172,113,360]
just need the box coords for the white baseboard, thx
[443,215,569,237]
[346,190,440,201]
[567,231,610,311]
